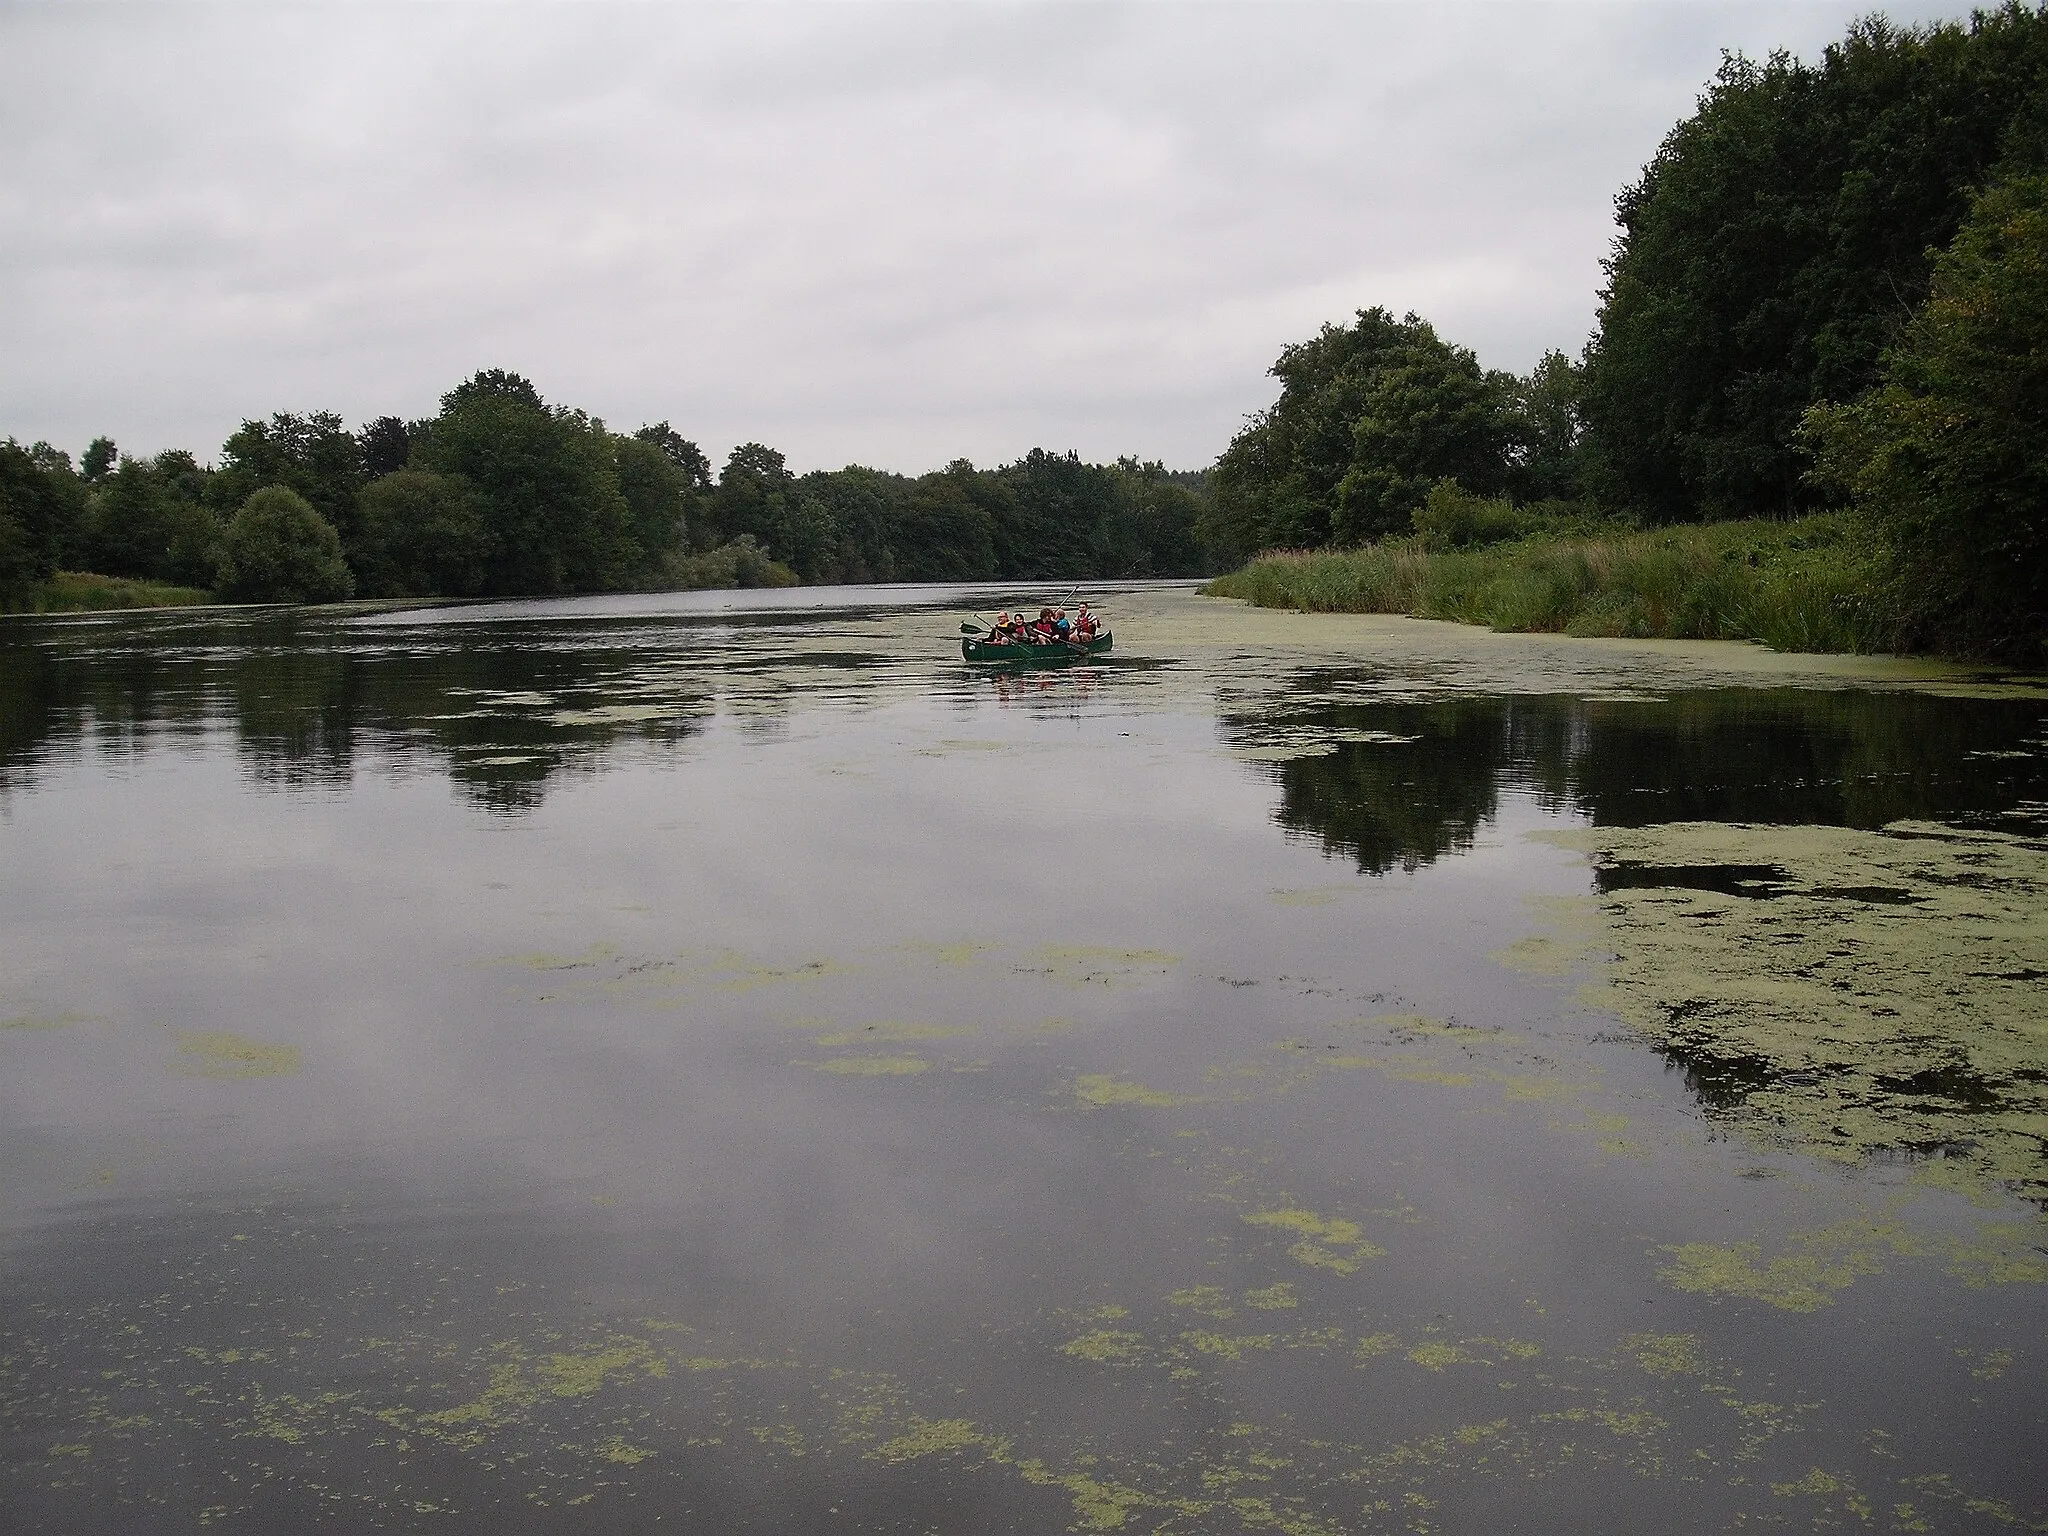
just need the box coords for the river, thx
[2,583,2044,1533]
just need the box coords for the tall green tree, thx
[411,373,636,596]
[81,436,118,484]
[357,416,412,479]
[83,452,219,586]
[709,444,798,557]
[352,470,489,598]
[212,412,367,552]
[1209,308,1514,559]
[1804,173,2048,660]
[612,434,692,578]
[0,441,90,593]
[1584,7,2048,520]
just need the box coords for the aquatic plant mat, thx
[2,585,2044,1533]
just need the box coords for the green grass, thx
[1202,516,1896,654]
[4,571,216,615]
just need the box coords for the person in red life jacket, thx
[1073,604,1099,641]
[1031,607,1057,643]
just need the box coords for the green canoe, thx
[961,631,1113,665]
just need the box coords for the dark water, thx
[2,586,2044,1534]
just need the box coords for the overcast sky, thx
[1,1,1974,475]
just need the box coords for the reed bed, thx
[1202,516,1894,654]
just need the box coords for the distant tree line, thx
[1,368,1213,608]
[1206,4,2048,659]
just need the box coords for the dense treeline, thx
[1209,4,2048,660]
[1,368,1212,610]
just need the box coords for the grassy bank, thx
[1202,515,1895,654]
[4,571,216,615]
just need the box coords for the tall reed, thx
[1202,516,1894,654]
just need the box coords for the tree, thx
[82,453,218,585]
[81,436,117,483]
[612,435,691,578]
[1210,308,1515,557]
[411,375,635,595]
[1803,173,2048,659]
[0,440,87,590]
[709,444,798,556]
[633,422,713,488]
[1334,328,1510,542]
[442,368,544,414]
[216,486,354,603]
[211,412,366,551]
[357,416,412,479]
[1583,8,2048,520]
[352,470,489,597]
[1502,351,1588,503]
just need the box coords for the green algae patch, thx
[1244,1283,1298,1311]
[1578,820,2048,1200]
[536,1339,667,1397]
[173,1031,301,1079]
[1075,1072,1194,1108]
[1406,1341,1477,1371]
[1267,885,1356,907]
[1024,945,1182,989]
[806,1055,931,1076]
[1242,1208,1385,1273]
[1181,1331,1276,1361]
[872,1415,989,1462]
[1061,1330,1147,1364]
[1,1010,89,1031]
[1166,1285,1236,1319]
[813,1021,973,1046]
[1625,1332,1710,1378]
[1649,1213,2048,1311]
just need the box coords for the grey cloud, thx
[0,1,1976,473]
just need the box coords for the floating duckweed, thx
[2,1011,88,1031]
[1267,886,1354,907]
[173,1031,301,1079]
[1242,1208,1385,1273]
[1181,1331,1276,1362]
[813,1022,973,1046]
[1075,1073,1192,1108]
[544,703,683,726]
[1060,1330,1146,1363]
[1026,945,1182,989]
[872,1416,988,1462]
[1575,820,2048,1198]
[1625,1333,1708,1378]
[536,1340,667,1397]
[1406,1342,1476,1371]
[1355,1333,1400,1360]
[1166,1285,1235,1318]
[1244,1283,1298,1311]
[806,1055,931,1076]
[1661,1239,1887,1313]
[1773,1467,1848,1497]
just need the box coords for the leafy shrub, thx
[217,486,354,604]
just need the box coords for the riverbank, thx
[1201,514,1893,654]
[3,570,215,615]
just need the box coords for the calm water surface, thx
[3,585,2044,1533]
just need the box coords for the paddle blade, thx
[960,621,984,634]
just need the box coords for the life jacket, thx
[1075,614,1098,638]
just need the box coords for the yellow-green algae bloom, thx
[1567,820,2048,1200]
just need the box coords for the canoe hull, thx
[962,631,1113,666]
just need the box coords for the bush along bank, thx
[1202,485,1895,655]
